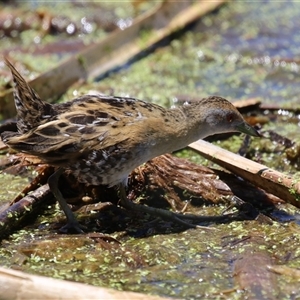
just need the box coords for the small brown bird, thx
[1,59,259,232]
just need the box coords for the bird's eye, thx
[227,113,235,123]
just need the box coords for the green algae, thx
[0,172,29,205]
[0,220,299,299]
[0,1,157,78]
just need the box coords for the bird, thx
[1,58,260,233]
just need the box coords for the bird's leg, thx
[118,183,197,228]
[48,168,84,233]
[118,184,245,228]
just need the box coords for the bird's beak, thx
[236,122,261,137]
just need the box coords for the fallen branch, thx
[0,267,170,300]
[189,140,300,208]
[0,184,53,238]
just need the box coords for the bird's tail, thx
[5,58,52,133]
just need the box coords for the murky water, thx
[94,1,300,106]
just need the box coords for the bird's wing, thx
[2,96,167,164]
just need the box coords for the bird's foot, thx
[118,184,246,229]
[58,219,86,234]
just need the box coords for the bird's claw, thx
[58,220,86,234]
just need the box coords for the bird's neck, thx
[151,103,210,155]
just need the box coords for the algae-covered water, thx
[1,1,300,299]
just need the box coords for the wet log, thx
[0,152,280,238]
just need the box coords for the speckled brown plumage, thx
[1,58,259,232]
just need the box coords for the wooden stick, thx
[0,267,170,300]
[0,184,53,238]
[189,140,300,207]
